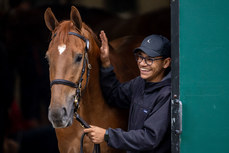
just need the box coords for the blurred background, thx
[0,0,170,153]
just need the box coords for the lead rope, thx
[75,113,100,153]
[80,134,101,153]
[75,109,101,153]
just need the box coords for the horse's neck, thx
[80,47,106,120]
[86,41,101,98]
[86,59,101,98]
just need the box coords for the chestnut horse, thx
[44,6,141,153]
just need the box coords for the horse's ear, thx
[44,8,59,31]
[70,6,82,30]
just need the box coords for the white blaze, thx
[58,44,66,55]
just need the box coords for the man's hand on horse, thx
[84,125,106,144]
[99,30,111,68]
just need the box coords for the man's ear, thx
[163,57,171,69]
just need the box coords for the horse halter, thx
[49,31,100,153]
[50,32,91,111]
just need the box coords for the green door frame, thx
[171,0,229,153]
[171,0,181,153]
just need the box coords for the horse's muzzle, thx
[48,107,73,128]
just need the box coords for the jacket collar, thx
[144,71,171,93]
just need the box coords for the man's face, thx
[136,51,171,82]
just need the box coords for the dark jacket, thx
[100,66,171,153]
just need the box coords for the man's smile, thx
[140,67,151,73]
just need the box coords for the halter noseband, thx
[50,32,91,111]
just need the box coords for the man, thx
[84,31,171,153]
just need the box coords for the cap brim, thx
[133,46,161,57]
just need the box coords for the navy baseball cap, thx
[134,35,171,58]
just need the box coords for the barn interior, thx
[0,0,170,153]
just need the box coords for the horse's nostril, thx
[62,107,67,116]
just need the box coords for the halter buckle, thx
[74,95,79,108]
[88,64,92,69]
[85,53,92,69]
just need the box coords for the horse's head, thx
[44,6,97,128]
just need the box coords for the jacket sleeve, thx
[100,66,133,109]
[106,93,171,151]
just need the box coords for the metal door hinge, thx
[172,98,182,135]
[171,98,182,153]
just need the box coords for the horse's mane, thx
[82,22,101,54]
[82,22,116,55]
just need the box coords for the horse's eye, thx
[75,54,83,63]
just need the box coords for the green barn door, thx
[171,0,229,153]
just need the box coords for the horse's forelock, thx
[56,21,74,44]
